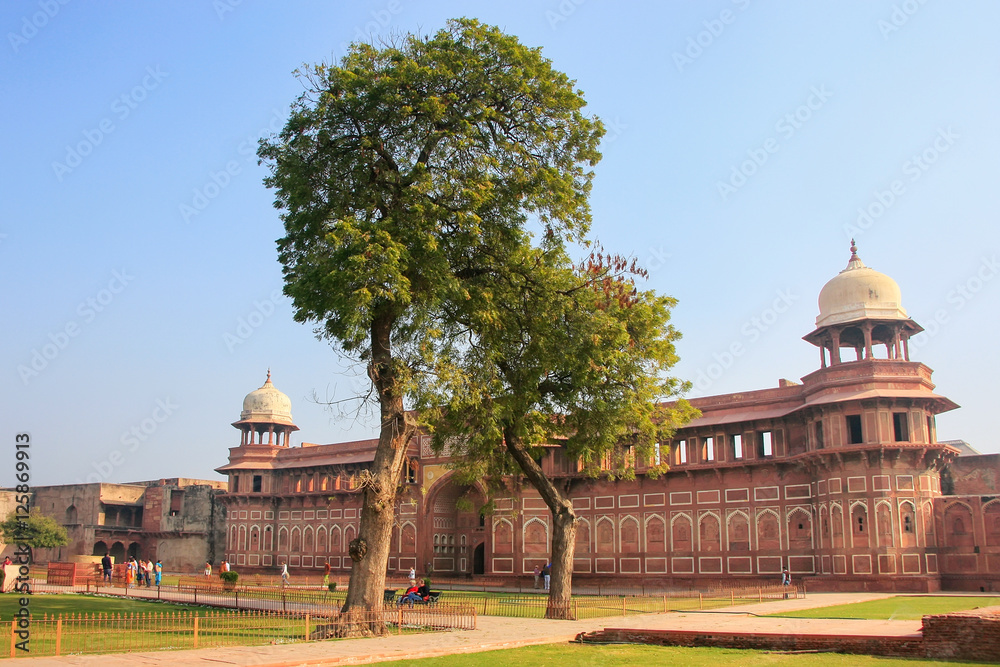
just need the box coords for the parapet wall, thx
[576,606,1000,662]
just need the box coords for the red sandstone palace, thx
[217,244,1000,592]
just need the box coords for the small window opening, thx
[252,475,262,493]
[815,422,824,449]
[758,431,773,457]
[732,434,743,460]
[893,412,909,442]
[846,415,864,444]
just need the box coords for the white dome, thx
[240,370,294,424]
[816,243,908,327]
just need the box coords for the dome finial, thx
[267,367,271,382]
[844,239,866,271]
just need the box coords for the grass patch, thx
[0,593,222,619]
[771,596,1000,620]
[383,643,987,666]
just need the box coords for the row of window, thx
[230,462,420,494]
[660,431,774,466]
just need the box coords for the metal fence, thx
[6,606,477,658]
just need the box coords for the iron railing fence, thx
[5,605,477,659]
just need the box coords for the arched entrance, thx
[473,543,485,575]
[92,541,108,556]
[426,477,487,575]
[110,542,126,564]
[127,542,141,560]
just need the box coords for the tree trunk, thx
[503,427,577,619]
[337,309,415,635]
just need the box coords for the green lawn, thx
[771,596,1000,620]
[383,643,987,666]
[0,593,221,619]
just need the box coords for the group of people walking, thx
[102,553,161,587]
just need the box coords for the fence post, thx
[193,616,199,649]
[758,588,762,603]
[622,597,626,617]
[55,618,62,656]
[194,589,198,605]
[9,619,15,658]
[398,605,403,635]
[731,590,735,606]
[304,614,310,641]
[699,593,703,610]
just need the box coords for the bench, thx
[396,590,442,606]
[383,589,398,604]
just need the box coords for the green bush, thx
[220,571,239,584]
[327,582,337,592]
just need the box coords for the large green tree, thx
[258,18,603,621]
[0,509,69,550]
[416,245,697,618]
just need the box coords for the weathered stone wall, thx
[922,607,1000,662]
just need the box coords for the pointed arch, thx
[670,513,692,552]
[726,510,750,552]
[830,502,845,549]
[277,526,288,551]
[523,517,549,553]
[493,518,513,554]
[399,521,417,554]
[315,526,327,553]
[785,507,813,550]
[756,509,780,550]
[619,516,640,553]
[238,524,247,551]
[875,501,894,548]
[984,499,1000,547]
[575,517,592,554]
[250,525,260,552]
[898,500,916,548]
[329,525,342,552]
[290,526,302,552]
[595,516,615,553]
[263,525,273,552]
[850,500,869,548]
[699,512,721,552]
[644,515,666,553]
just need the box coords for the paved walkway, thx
[11,592,925,666]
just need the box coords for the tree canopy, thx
[415,242,697,615]
[0,509,69,550]
[258,18,605,620]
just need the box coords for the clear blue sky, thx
[3,1,998,485]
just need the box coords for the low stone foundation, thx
[575,606,1000,663]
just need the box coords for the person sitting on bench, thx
[399,584,421,605]
[416,581,430,600]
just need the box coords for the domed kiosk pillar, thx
[803,241,922,366]
[230,370,299,448]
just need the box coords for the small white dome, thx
[816,242,908,327]
[240,370,294,424]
